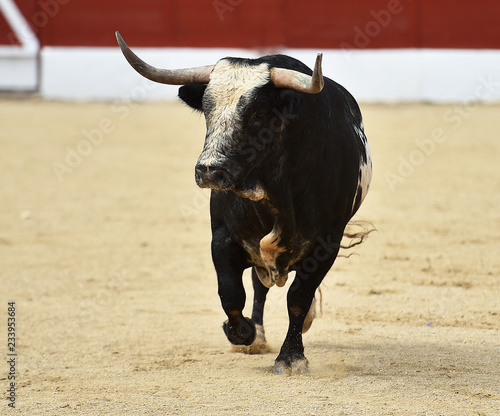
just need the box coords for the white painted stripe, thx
[0,0,39,56]
[0,0,39,90]
[39,47,500,102]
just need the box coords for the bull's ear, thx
[178,84,206,112]
[278,88,303,116]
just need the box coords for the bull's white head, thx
[116,32,324,200]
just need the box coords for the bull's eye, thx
[249,111,266,127]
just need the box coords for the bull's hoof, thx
[223,316,256,346]
[231,324,271,354]
[273,352,309,375]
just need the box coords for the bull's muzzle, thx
[195,163,232,190]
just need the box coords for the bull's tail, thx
[309,220,374,328]
[339,220,376,258]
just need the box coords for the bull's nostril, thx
[195,164,206,176]
[213,170,227,185]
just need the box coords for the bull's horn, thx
[115,31,214,85]
[269,53,324,94]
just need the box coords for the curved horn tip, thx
[312,53,324,93]
[115,31,127,49]
[315,53,323,72]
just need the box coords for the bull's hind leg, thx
[274,235,341,374]
[249,267,271,352]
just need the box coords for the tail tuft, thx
[339,220,376,257]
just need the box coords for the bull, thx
[116,32,372,374]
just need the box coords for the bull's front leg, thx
[274,232,341,374]
[212,225,256,346]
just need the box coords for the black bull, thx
[116,33,372,374]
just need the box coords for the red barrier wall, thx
[0,11,18,45]
[5,0,500,49]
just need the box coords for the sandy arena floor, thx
[1,99,499,415]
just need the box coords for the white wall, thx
[40,47,500,102]
[40,46,256,101]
